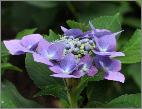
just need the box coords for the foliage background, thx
[1,1,141,108]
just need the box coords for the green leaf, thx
[74,71,104,99]
[67,13,121,33]
[44,29,60,41]
[116,29,141,63]
[123,17,141,28]
[1,63,23,75]
[90,13,121,32]
[125,63,141,88]
[16,28,37,39]
[105,93,141,107]
[1,42,9,63]
[26,1,57,9]
[86,81,116,104]
[83,71,104,82]
[25,53,64,88]
[1,80,41,108]
[34,84,68,101]
[1,42,22,75]
[85,101,105,108]
[66,20,88,31]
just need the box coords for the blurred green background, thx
[1,1,141,108]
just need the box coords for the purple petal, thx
[94,51,125,57]
[61,26,68,32]
[87,66,98,76]
[33,53,53,66]
[3,40,30,55]
[94,34,116,52]
[49,65,63,74]
[60,53,77,74]
[21,34,43,50]
[47,42,65,60]
[109,52,125,58]
[83,31,92,38]
[94,55,121,72]
[72,71,85,78]
[63,28,83,38]
[94,29,112,37]
[104,71,125,83]
[36,39,50,56]
[83,29,112,39]
[50,73,79,78]
[79,54,93,68]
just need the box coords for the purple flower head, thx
[74,54,98,77]
[3,34,43,55]
[94,55,125,83]
[3,20,126,82]
[33,39,65,66]
[61,26,83,38]
[49,53,79,78]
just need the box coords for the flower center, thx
[82,64,88,72]
[60,35,96,59]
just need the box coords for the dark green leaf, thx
[123,17,141,28]
[16,28,37,39]
[26,1,57,9]
[85,101,105,108]
[116,29,141,63]
[86,80,116,104]
[1,42,9,63]
[90,13,121,32]
[1,63,23,75]
[66,20,88,31]
[34,84,68,101]
[83,71,104,82]
[125,63,141,88]
[105,93,141,107]
[1,80,41,108]
[44,29,60,41]
[25,53,64,88]
[74,71,104,99]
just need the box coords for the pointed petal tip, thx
[89,20,95,30]
[3,40,27,55]
[60,26,68,32]
[113,30,124,36]
[104,71,125,83]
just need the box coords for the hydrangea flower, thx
[3,21,125,83]
[3,34,43,55]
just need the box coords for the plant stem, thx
[69,91,78,108]
[63,79,78,108]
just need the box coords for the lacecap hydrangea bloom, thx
[3,21,125,83]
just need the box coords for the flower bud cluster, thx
[60,36,96,59]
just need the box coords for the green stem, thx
[63,79,78,108]
[69,91,78,108]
